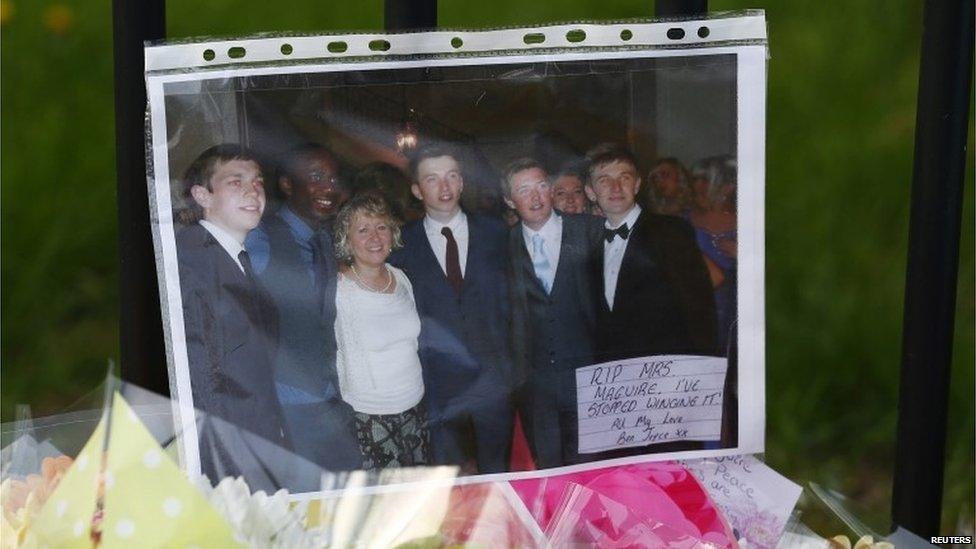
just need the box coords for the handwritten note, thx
[576,355,727,454]
[681,455,802,549]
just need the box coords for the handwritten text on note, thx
[681,455,802,549]
[576,355,727,454]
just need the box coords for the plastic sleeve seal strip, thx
[145,12,767,73]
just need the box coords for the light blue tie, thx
[531,233,553,294]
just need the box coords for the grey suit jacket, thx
[508,212,604,467]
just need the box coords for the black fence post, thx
[892,0,974,537]
[655,0,707,18]
[385,0,436,31]
[112,0,168,394]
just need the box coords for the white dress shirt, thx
[199,219,246,273]
[423,211,469,277]
[603,204,642,309]
[521,211,563,280]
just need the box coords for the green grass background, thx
[2,0,972,535]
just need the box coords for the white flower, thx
[829,535,894,549]
[193,475,327,548]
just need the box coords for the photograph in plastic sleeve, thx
[144,17,767,493]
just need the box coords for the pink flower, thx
[511,461,737,548]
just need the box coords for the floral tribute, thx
[2,455,73,547]
[0,391,897,548]
[511,461,738,548]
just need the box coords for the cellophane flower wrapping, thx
[511,461,738,548]
[1,379,546,548]
[2,387,105,548]
[4,377,849,548]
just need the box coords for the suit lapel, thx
[593,229,610,314]
[203,232,266,350]
[206,232,248,287]
[612,212,651,312]
[210,230,278,336]
[558,216,596,318]
[312,230,338,321]
[550,214,575,295]
[461,215,482,294]
[512,225,547,298]
[406,220,455,295]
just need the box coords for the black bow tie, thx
[604,224,631,243]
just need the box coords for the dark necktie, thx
[238,250,256,280]
[441,226,463,294]
[604,224,631,243]
[238,249,260,314]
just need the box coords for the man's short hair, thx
[407,143,464,180]
[278,143,343,186]
[500,157,546,197]
[584,143,640,181]
[177,143,262,225]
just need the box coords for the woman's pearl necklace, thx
[351,264,393,293]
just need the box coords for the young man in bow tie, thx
[584,143,718,362]
[582,143,722,458]
[503,158,604,467]
[389,143,514,473]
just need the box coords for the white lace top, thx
[334,265,425,415]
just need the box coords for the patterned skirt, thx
[353,403,431,470]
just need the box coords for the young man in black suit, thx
[584,143,718,360]
[503,158,604,468]
[175,144,293,488]
[583,143,720,456]
[389,143,514,473]
[244,144,362,474]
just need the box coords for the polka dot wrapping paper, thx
[30,422,101,547]
[31,393,241,548]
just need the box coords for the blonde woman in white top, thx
[333,193,430,470]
